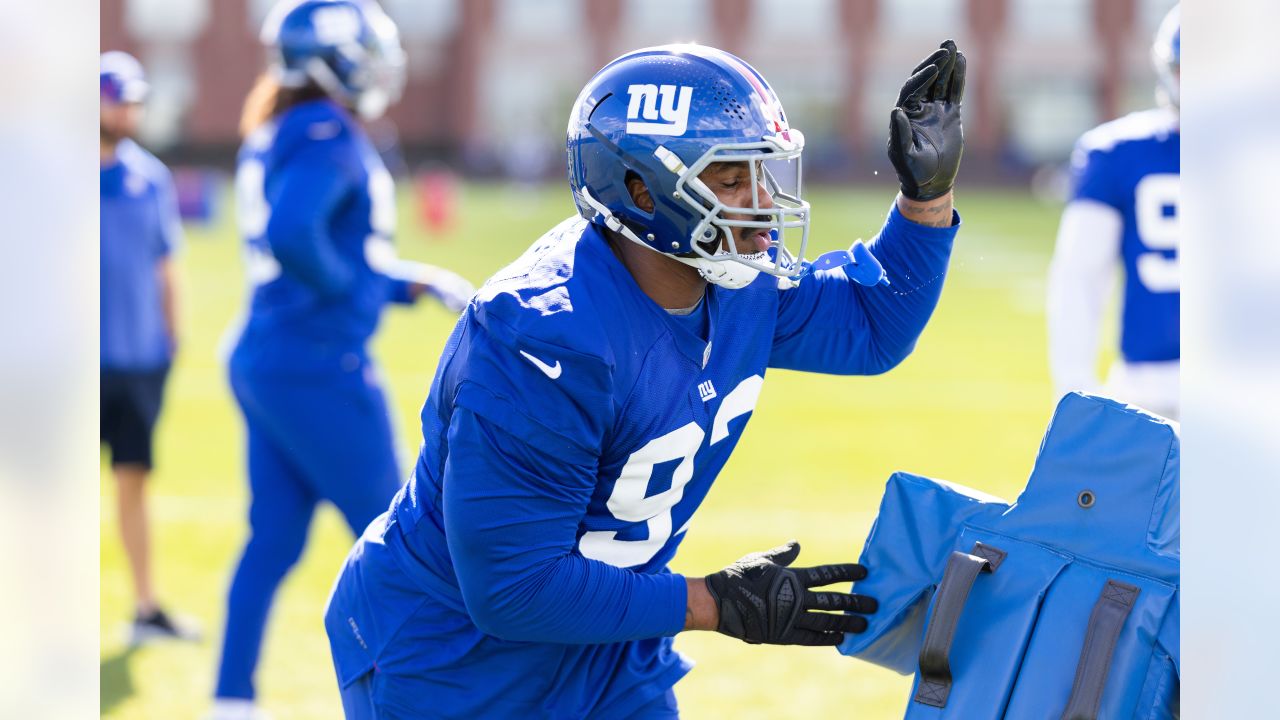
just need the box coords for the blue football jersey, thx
[1070,109,1180,363]
[448,219,791,575]
[231,99,412,371]
[327,207,959,717]
[100,139,181,370]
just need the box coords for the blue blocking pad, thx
[900,530,1071,720]
[1001,563,1177,718]
[839,394,1180,719]
[838,474,1008,672]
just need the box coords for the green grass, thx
[101,183,1079,719]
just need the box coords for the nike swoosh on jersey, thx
[519,350,562,379]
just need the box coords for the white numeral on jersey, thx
[362,169,401,275]
[1134,173,1179,293]
[236,158,271,239]
[710,375,763,444]
[235,158,282,286]
[579,422,702,568]
[368,168,396,236]
[578,375,764,568]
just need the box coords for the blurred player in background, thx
[325,41,965,718]
[1047,5,1180,419]
[100,51,199,645]
[210,2,474,718]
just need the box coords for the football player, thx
[100,50,200,645]
[1047,5,1180,419]
[326,41,965,718]
[209,2,474,718]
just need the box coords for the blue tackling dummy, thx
[840,393,1179,718]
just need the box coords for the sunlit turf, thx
[101,182,1092,719]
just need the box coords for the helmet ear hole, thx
[624,171,655,215]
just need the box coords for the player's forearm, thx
[385,275,419,304]
[684,576,718,631]
[770,202,957,375]
[849,201,959,373]
[443,408,687,644]
[157,258,179,352]
[458,552,688,643]
[380,260,475,310]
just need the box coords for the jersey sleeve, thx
[383,261,476,309]
[385,276,417,305]
[440,405,688,644]
[1069,140,1124,210]
[152,166,183,259]
[1045,199,1122,397]
[771,202,958,374]
[263,140,358,298]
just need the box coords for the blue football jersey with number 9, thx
[233,99,407,364]
[465,219,776,575]
[409,216,781,576]
[1070,108,1180,363]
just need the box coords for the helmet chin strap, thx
[674,251,762,290]
[357,87,390,120]
[303,57,355,105]
[577,188,762,290]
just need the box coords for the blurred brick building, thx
[101,0,1175,180]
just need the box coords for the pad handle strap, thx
[913,542,1005,708]
[1060,579,1142,720]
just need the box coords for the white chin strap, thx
[675,251,765,290]
[356,87,390,120]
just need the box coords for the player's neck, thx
[606,231,707,310]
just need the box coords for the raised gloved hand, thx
[888,39,966,201]
[705,541,877,646]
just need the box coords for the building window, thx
[126,0,209,41]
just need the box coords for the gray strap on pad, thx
[913,543,1003,708]
[1060,579,1142,720]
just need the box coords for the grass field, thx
[100,182,1091,719]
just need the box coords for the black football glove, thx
[888,39,966,201]
[704,541,877,646]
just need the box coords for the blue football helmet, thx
[260,0,406,120]
[1152,5,1180,110]
[100,51,149,104]
[567,44,811,290]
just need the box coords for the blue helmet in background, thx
[101,51,149,104]
[260,0,405,119]
[567,45,811,290]
[1152,5,1180,110]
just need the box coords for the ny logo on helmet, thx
[626,84,694,136]
[311,5,362,44]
